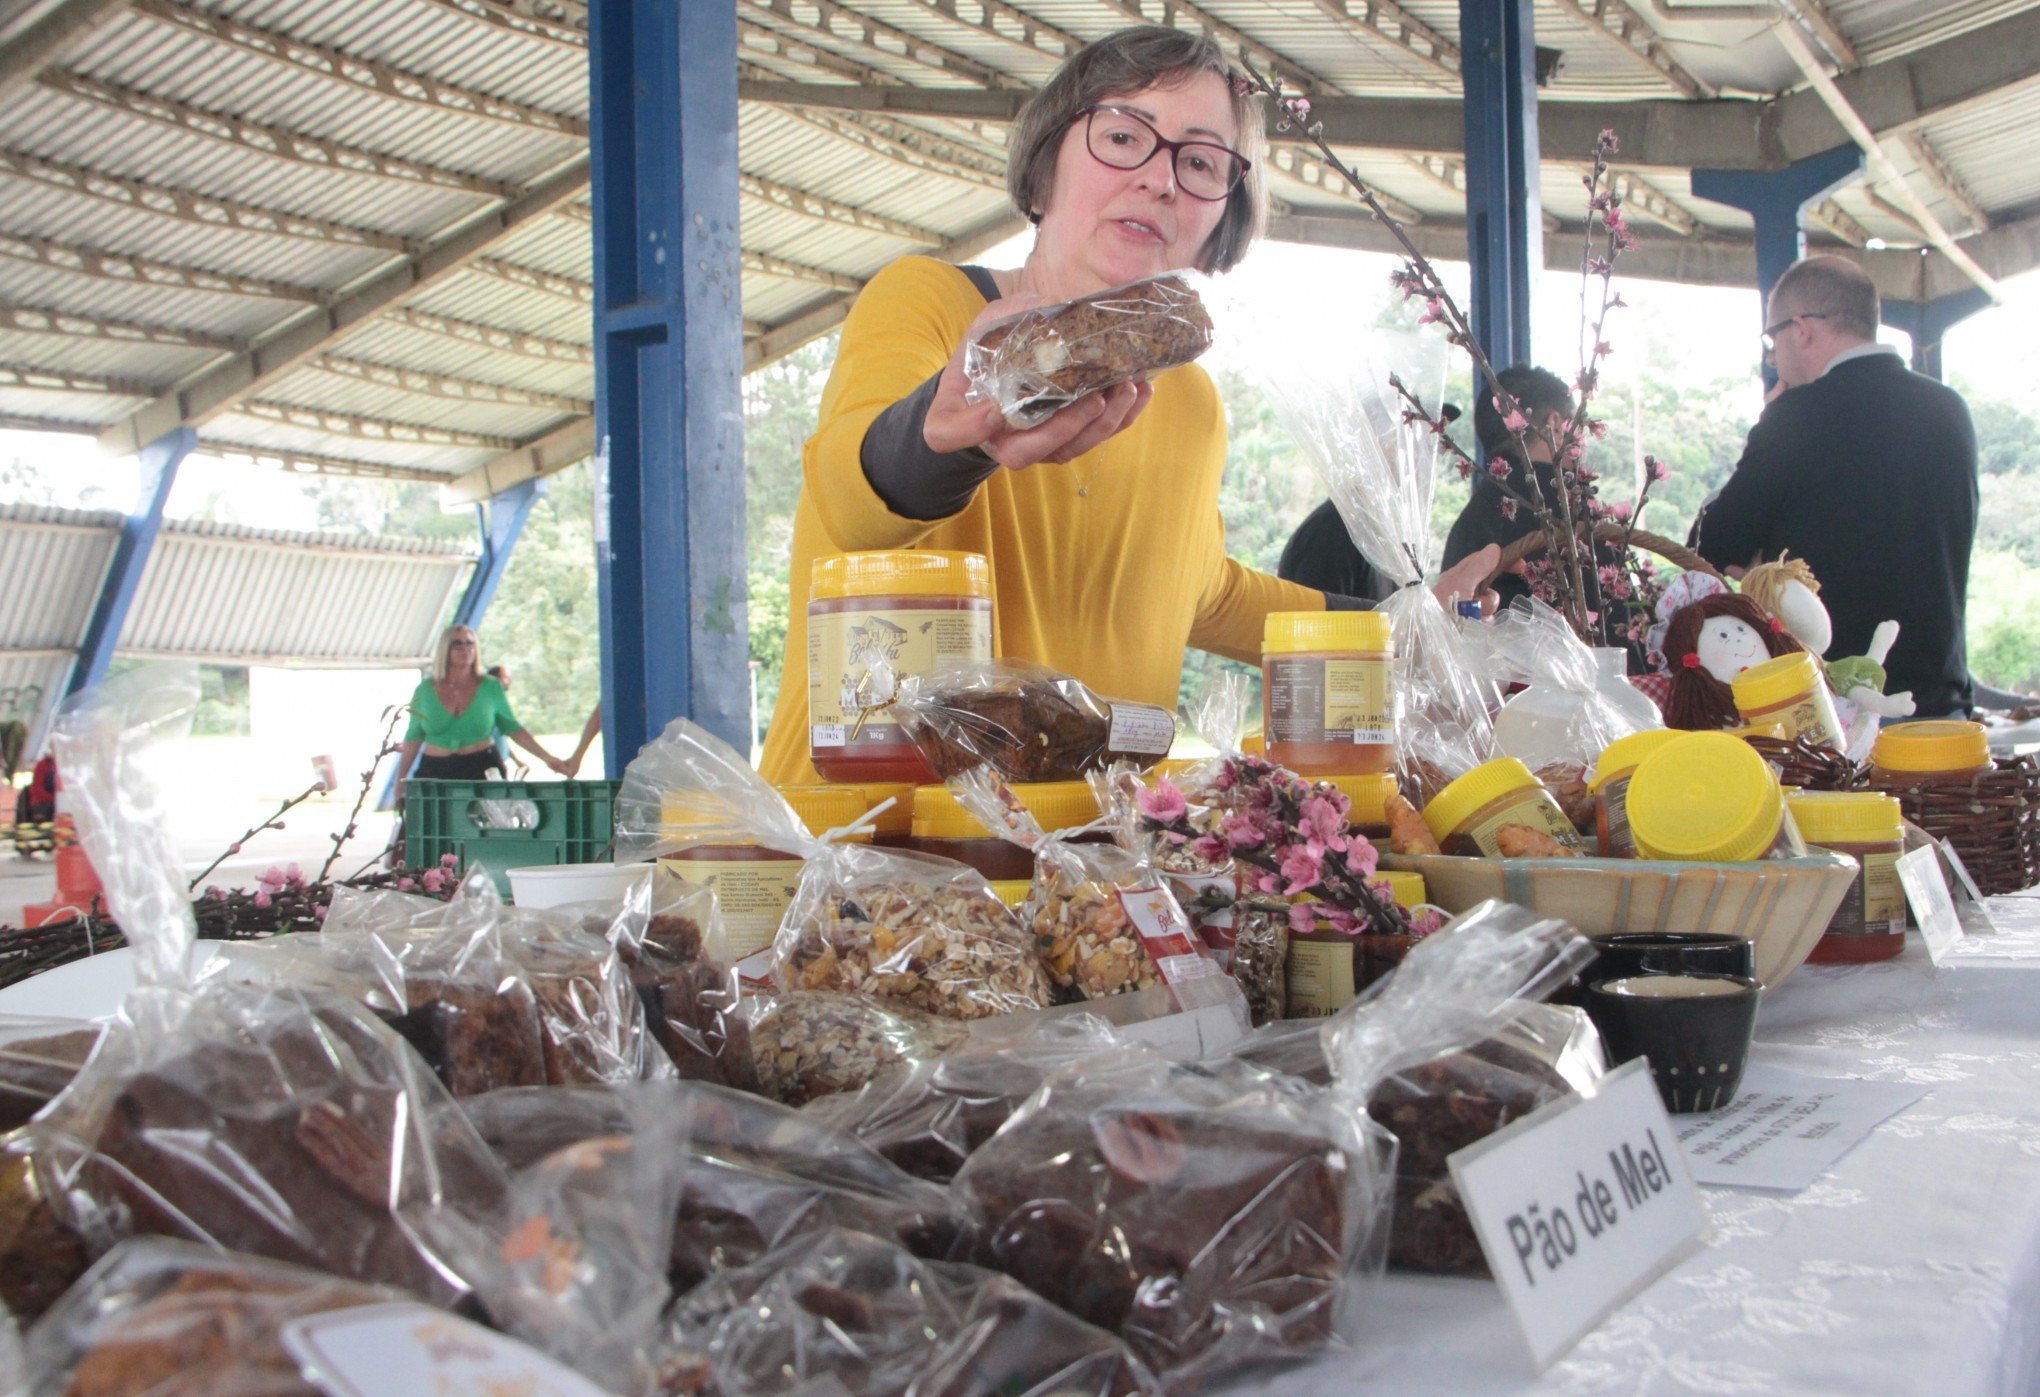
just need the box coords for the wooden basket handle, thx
[1491,523,1724,586]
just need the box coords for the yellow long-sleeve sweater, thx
[758,255,1325,785]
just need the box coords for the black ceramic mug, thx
[1592,933,1756,984]
[1584,972,1760,1114]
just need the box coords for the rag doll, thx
[1738,555,1917,735]
[1661,591,1807,731]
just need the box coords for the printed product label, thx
[1768,694,1844,749]
[1863,850,1906,931]
[1117,885,1249,1030]
[1266,656,1392,746]
[809,605,992,747]
[1456,792,1588,858]
[1106,702,1176,756]
[661,856,802,959]
[1595,781,1635,858]
[1284,937,1357,1018]
[281,1303,606,1397]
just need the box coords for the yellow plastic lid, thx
[1627,732,1783,863]
[810,549,991,601]
[1871,719,1991,775]
[1422,757,1545,845]
[1263,610,1394,655]
[848,783,916,836]
[1589,728,1684,793]
[910,780,1101,840]
[1729,651,1821,713]
[1784,790,1903,844]
[988,879,1033,908]
[1728,721,1788,741]
[1318,771,1401,827]
[1377,870,1426,908]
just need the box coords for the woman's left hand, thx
[1433,544,1502,617]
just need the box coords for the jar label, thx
[1456,791,1587,858]
[1284,936,1357,1018]
[1117,885,1249,1029]
[1863,849,1906,930]
[1106,702,1176,756]
[809,606,992,746]
[1767,693,1844,749]
[1595,780,1635,858]
[1266,656,1392,746]
[660,857,802,958]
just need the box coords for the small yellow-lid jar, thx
[1318,771,1401,834]
[1870,719,1991,777]
[1730,652,1844,750]
[1422,757,1585,857]
[1627,732,1785,863]
[1375,869,1427,908]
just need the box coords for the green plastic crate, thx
[404,778,622,896]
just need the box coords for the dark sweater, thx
[1691,351,1978,717]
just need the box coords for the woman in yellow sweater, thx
[759,26,1495,784]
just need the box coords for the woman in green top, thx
[396,626,568,802]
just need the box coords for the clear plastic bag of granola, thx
[599,873,743,1086]
[1321,899,1603,1275]
[888,657,1175,784]
[963,272,1214,430]
[954,1047,1392,1386]
[20,1237,410,1397]
[658,1225,1157,1397]
[950,769,1247,1034]
[0,1015,102,1135]
[801,1012,1137,1180]
[728,989,970,1107]
[33,665,511,1310]
[1256,328,1500,804]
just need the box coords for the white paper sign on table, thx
[1673,1063,1928,1192]
[1448,1058,1706,1371]
[1897,844,1966,965]
[1937,840,2001,936]
[281,1303,607,1397]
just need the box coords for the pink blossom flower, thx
[1646,458,1669,483]
[1499,499,1519,521]
[421,868,445,893]
[1498,399,1531,434]
[441,852,459,867]
[1280,843,1323,896]
[1457,458,1474,481]
[204,885,226,900]
[253,890,272,909]
[258,866,287,891]
[1229,72,1253,97]
[1346,839,1380,880]
[1598,128,1620,155]
[1256,872,1281,895]
[396,877,416,892]
[1410,907,1446,937]
[315,905,329,921]
[1488,455,1513,481]
[1283,96,1312,121]
[1298,796,1346,846]
[1191,833,1230,866]
[1609,500,1634,523]
[1138,778,1188,825]
[1588,419,1609,440]
[1222,811,1268,849]
[284,862,304,887]
[228,842,243,854]
[1321,905,1361,936]
[1418,296,1446,326]
[1288,902,1320,937]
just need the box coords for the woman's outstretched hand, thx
[1433,544,1502,617]
[923,298,1153,470]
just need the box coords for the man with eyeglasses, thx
[1690,254,1980,718]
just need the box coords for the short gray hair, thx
[1006,26,1268,275]
[1771,254,1879,339]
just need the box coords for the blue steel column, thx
[1881,288,1991,380]
[64,426,194,696]
[1458,0,1541,367]
[452,478,541,630]
[1691,146,1865,316]
[590,0,749,776]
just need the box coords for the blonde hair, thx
[431,625,481,684]
[1739,554,1820,621]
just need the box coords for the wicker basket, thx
[1867,755,2040,896]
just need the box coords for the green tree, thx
[481,462,602,736]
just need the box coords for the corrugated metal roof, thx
[0,0,2029,490]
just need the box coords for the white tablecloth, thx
[1263,896,2040,1396]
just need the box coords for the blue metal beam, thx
[64,425,194,696]
[452,477,540,630]
[1459,0,1541,368]
[1691,145,1865,313]
[590,0,749,776]
[1881,287,1992,380]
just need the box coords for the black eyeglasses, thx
[1078,105,1249,202]
[1761,311,1826,353]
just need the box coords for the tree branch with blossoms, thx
[1136,758,1430,941]
[1238,57,1670,650]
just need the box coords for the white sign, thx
[1115,999,1249,1059]
[1896,844,1965,965]
[1938,840,2001,936]
[1448,1059,1706,1370]
[281,1303,608,1397]
[1674,1064,1928,1192]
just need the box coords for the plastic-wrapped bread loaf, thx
[966,275,1214,429]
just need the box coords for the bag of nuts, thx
[950,768,1250,1034]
